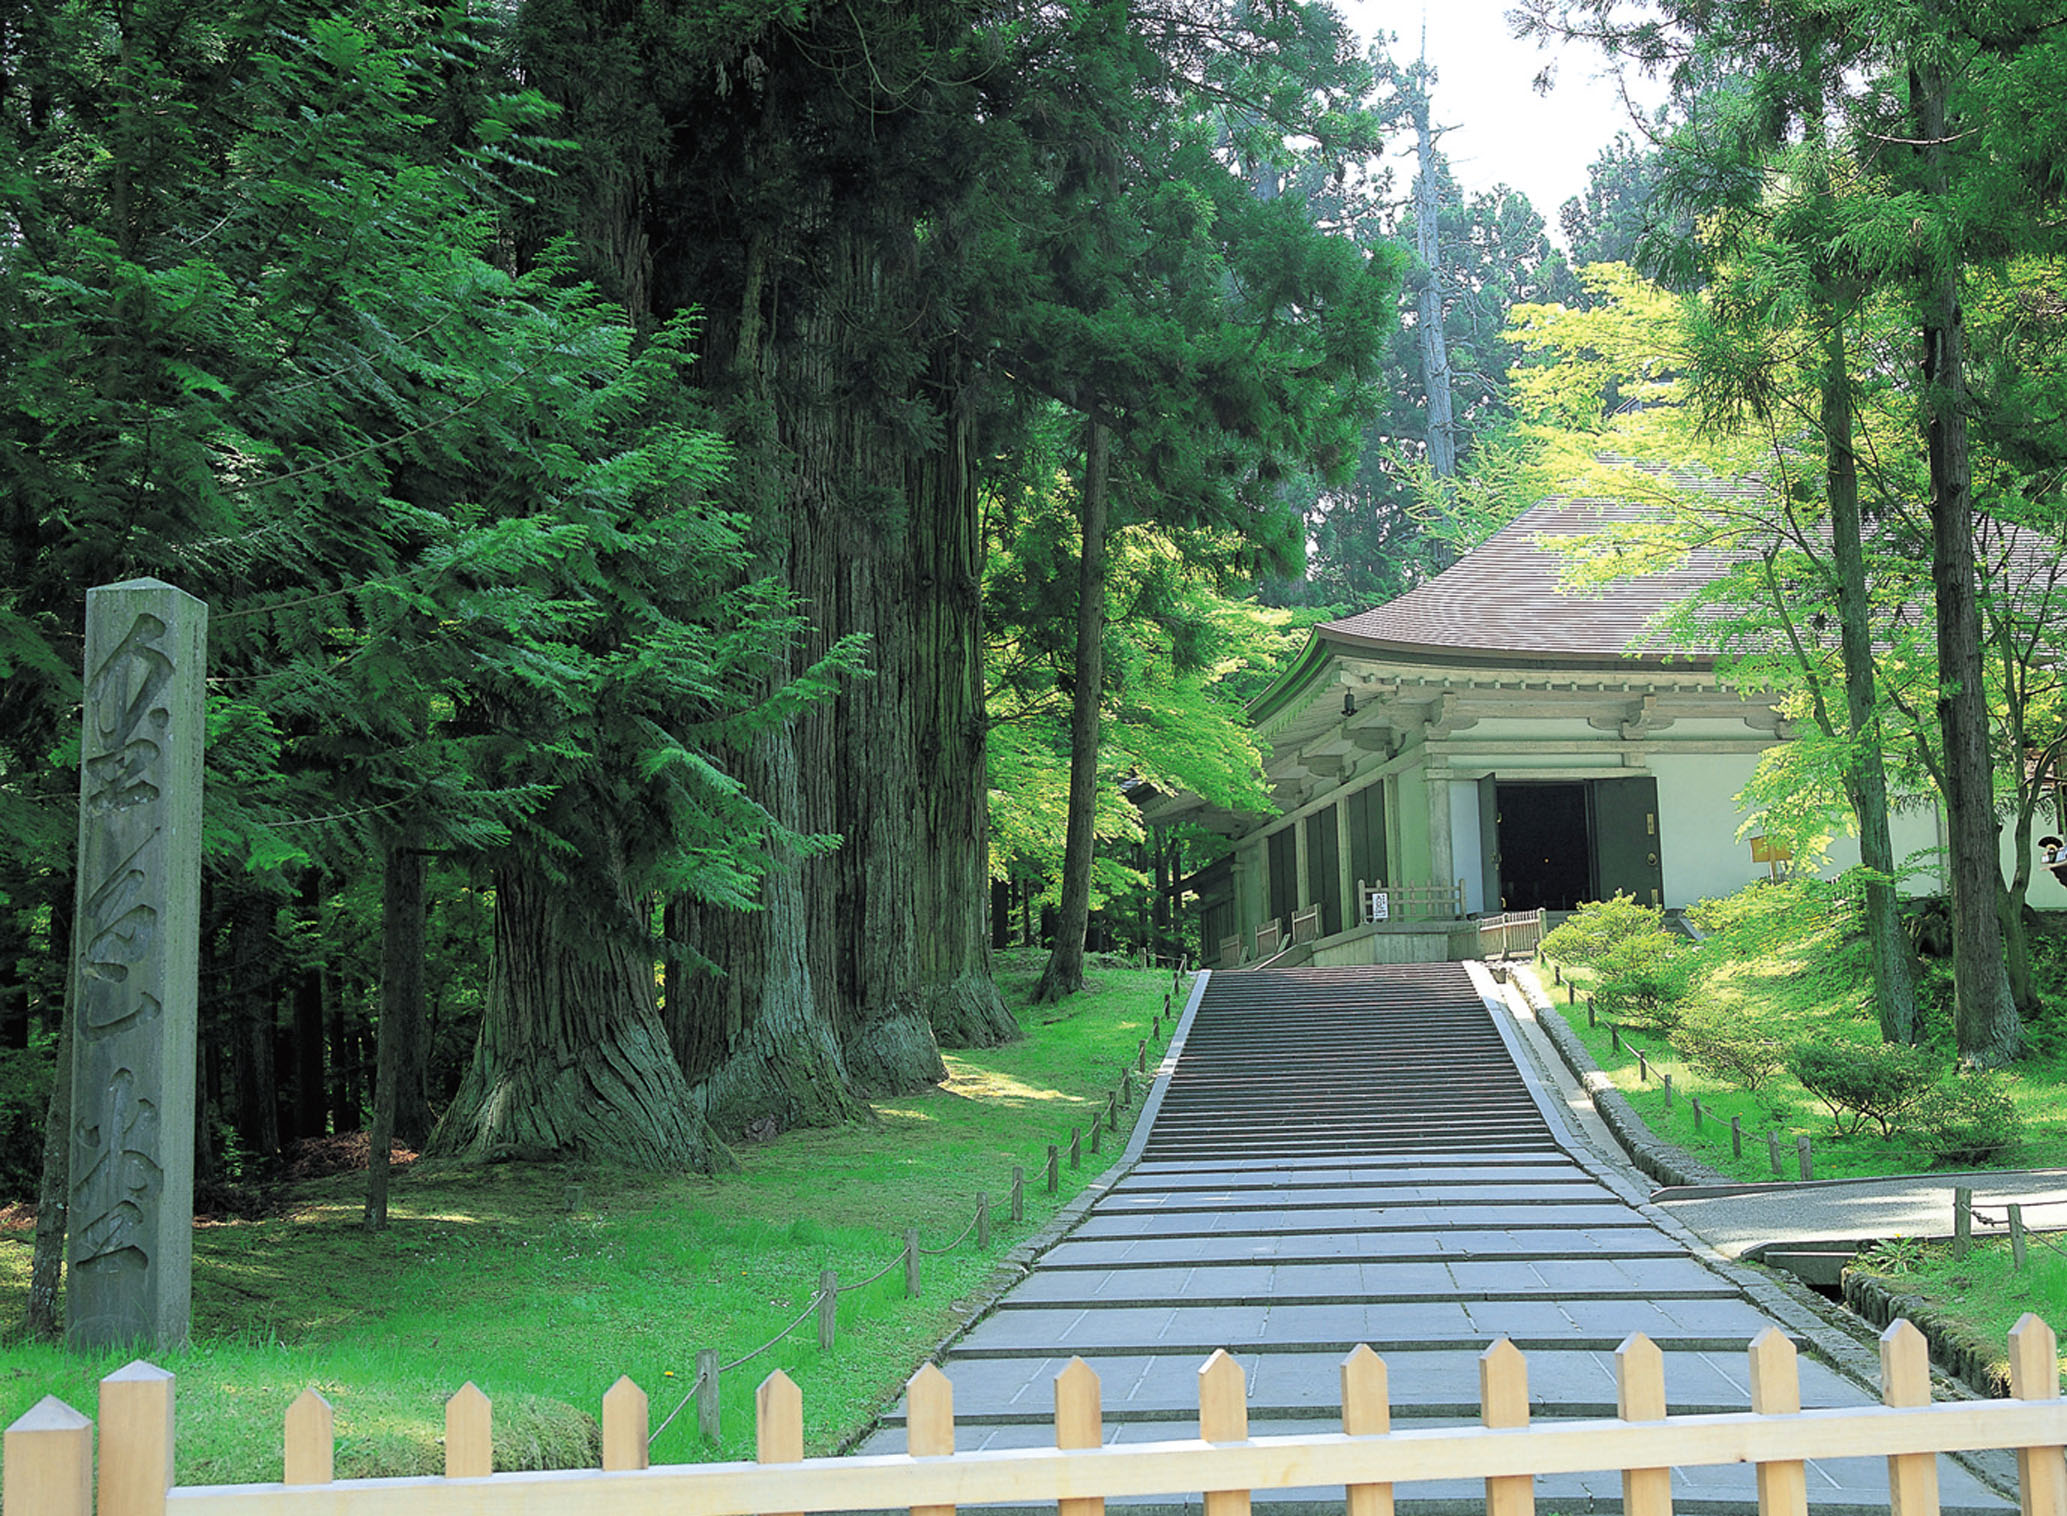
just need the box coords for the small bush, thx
[1592,930,1695,1031]
[1786,1040,1942,1137]
[1540,892,1668,967]
[1671,1007,1785,1091]
[1913,1070,2023,1166]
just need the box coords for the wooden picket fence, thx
[9,1317,2067,1516]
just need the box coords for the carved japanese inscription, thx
[68,579,204,1352]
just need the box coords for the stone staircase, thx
[861,963,2010,1515]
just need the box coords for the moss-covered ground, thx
[0,953,1177,1484]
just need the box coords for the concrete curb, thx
[1514,966,1735,1189]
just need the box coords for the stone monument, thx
[67,579,204,1351]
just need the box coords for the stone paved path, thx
[862,964,2012,1515]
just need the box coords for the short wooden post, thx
[1011,1166,1024,1222]
[2011,1204,2029,1271]
[4,1396,93,1516]
[1069,1128,1082,1169]
[1121,1070,1132,1107]
[757,1371,803,1516]
[284,1388,335,1485]
[1879,1321,1938,1516]
[907,1363,955,1516]
[1691,1094,1703,1130]
[601,1377,649,1473]
[1198,1350,1251,1516]
[446,1382,493,1478]
[1587,997,1596,1028]
[99,1360,175,1516]
[1747,1328,1807,1516]
[696,1349,721,1441]
[819,1269,839,1349]
[1056,1357,1104,1516]
[1341,1345,1393,1516]
[1637,1049,1649,1082]
[1611,1026,1622,1053]
[1045,1145,1059,1195]
[976,1196,989,1252]
[906,1227,922,1296]
[1152,1014,1162,1041]
[1089,1118,1102,1155]
[1554,963,1563,984]
[1567,982,1575,1003]
[1797,1134,1813,1181]
[1768,1130,1783,1176]
[2010,1313,2067,1516]
[1663,1072,1673,1108]
[1480,1338,1533,1516]
[1954,1187,1973,1260]
[1106,1092,1118,1131]
[1732,1115,1743,1160]
[1616,1334,1670,1516]
[1138,1039,1148,1073]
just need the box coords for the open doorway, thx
[1494,782,1593,911]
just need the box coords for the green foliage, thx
[1785,1040,1943,1137]
[1913,1070,2024,1166]
[1539,892,1671,966]
[0,1039,54,1200]
[1671,1007,1785,1092]
[1593,931,1697,1031]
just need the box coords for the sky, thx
[1335,0,1670,243]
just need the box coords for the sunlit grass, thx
[1850,1238,2067,1391]
[0,953,1173,1482]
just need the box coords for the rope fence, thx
[650,967,1194,1448]
[1953,1187,2067,1271]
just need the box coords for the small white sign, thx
[1366,890,1390,922]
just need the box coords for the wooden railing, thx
[1291,905,1322,944]
[1218,932,1243,968]
[10,1318,2065,1516]
[1359,878,1466,922]
[1478,908,1547,959]
[1254,918,1282,957]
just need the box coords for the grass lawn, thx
[1535,884,2067,1185]
[0,953,1178,1485]
[1848,1236,2067,1390]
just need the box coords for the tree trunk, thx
[366,845,425,1229]
[1036,418,1113,1003]
[1822,322,1922,1044]
[429,858,724,1168]
[1411,75,1457,482]
[19,977,73,1340]
[292,875,328,1139]
[1917,54,2021,1065]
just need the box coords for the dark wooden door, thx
[1592,775,1664,905]
[1305,805,1342,936]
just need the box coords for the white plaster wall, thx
[1651,751,1767,907]
[1452,780,1485,914]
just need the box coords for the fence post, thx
[1121,1070,1132,1107]
[2010,1314,2067,1516]
[1768,1130,1783,1176]
[1011,1165,1024,1222]
[1955,1187,1973,1260]
[1616,1334,1669,1516]
[1662,1073,1673,1108]
[1198,1350,1251,1516]
[284,1388,335,1486]
[1797,1134,1813,1181]
[696,1350,720,1442]
[818,1269,839,1350]
[976,1196,989,1253]
[1056,1358,1103,1516]
[1138,1039,1148,1073]
[99,1361,175,1516]
[757,1372,803,1516]
[1747,1328,1808,1516]
[1480,1339,1532,1516]
[1637,1049,1649,1082]
[1341,1345,1391,1516]
[1587,997,1596,1028]
[907,1364,954,1516]
[2011,1204,2029,1272]
[601,1377,649,1473]
[1089,1118,1102,1155]
[1046,1145,1059,1194]
[1611,1026,1621,1054]
[1691,1095,1702,1130]
[1879,1321,1937,1516]
[1553,963,1562,985]
[905,1228,922,1296]
[446,1382,493,1477]
[1106,1092,1118,1132]
[4,1397,92,1516]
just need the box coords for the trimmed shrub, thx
[1786,1040,1942,1137]
[1671,1007,1785,1092]
[1913,1070,2023,1166]
[1539,892,1666,967]
[1592,929,1695,1031]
